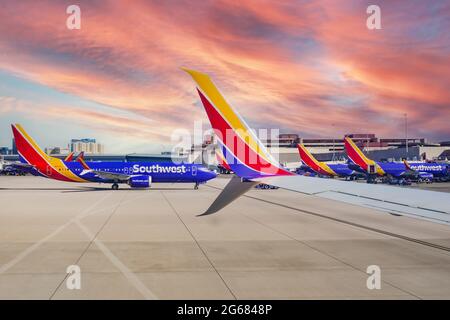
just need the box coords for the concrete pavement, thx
[0,176,449,299]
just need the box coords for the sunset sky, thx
[0,0,449,153]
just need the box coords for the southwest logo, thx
[132,164,187,174]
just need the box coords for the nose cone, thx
[206,170,218,181]
[197,166,218,182]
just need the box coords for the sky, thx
[0,0,449,153]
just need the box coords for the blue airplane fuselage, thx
[378,162,449,178]
[347,159,449,179]
[327,163,359,177]
[23,159,216,185]
[299,162,364,178]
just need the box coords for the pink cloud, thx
[0,0,448,143]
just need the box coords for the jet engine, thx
[128,175,152,188]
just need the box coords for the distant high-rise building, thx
[12,138,17,154]
[0,146,9,155]
[70,138,104,154]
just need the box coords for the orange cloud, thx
[0,0,448,144]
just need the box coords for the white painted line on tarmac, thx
[0,193,112,274]
[74,220,158,300]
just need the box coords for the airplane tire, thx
[112,183,119,190]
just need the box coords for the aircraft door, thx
[192,166,197,176]
[367,164,376,175]
[46,165,52,176]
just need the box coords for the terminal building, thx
[44,146,70,155]
[2,152,187,163]
[0,139,18,155]
[3,133,449,166]
[185,133,450,167]
[0,147,10,155]
[271,134,448,164]
[70,138,104,154]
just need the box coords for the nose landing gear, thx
[112,183,119,190]
[194,182,199,190]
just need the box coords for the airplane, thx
[297,143,365,180]
[11,124,217,190]
[182,68,450,224]
[0,154,34,174]
[344,136,449,183]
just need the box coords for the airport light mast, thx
[332,123,335,161]
[405,113,408,157]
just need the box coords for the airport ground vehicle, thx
[387,178,412,186]
[0,166,27,176]
[254,183,279,189]
[217,164,232,174]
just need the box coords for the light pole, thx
[332,123,335,161]
[404,113,408,157]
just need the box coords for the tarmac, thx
[0,175,449,299]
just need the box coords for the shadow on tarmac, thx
[0,186,199,193]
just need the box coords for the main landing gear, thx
[112,183,119,190]
[194,182,199,190]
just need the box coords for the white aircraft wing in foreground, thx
[255,175,450,225]
[183,68,450,225]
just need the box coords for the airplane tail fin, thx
[11,124,86,182]
[297,143,336,176]
[344,136,373,170]
[183,68,292,215]
[11,124,51,166]
[344,136,385,175]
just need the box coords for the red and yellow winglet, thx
[403,159,412,171]
[297,144,336,176]
[76,151,90,170]
[64,152,74,162]
[344,136,385,175]
[182,68,292,178]
[11,124,86,182]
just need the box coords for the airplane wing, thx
[10,162,35,169]
[81,170,130,182]
[253,175,450,225]
[1,161,34,169]
[183,68,450,225]
[399,160,420,178]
